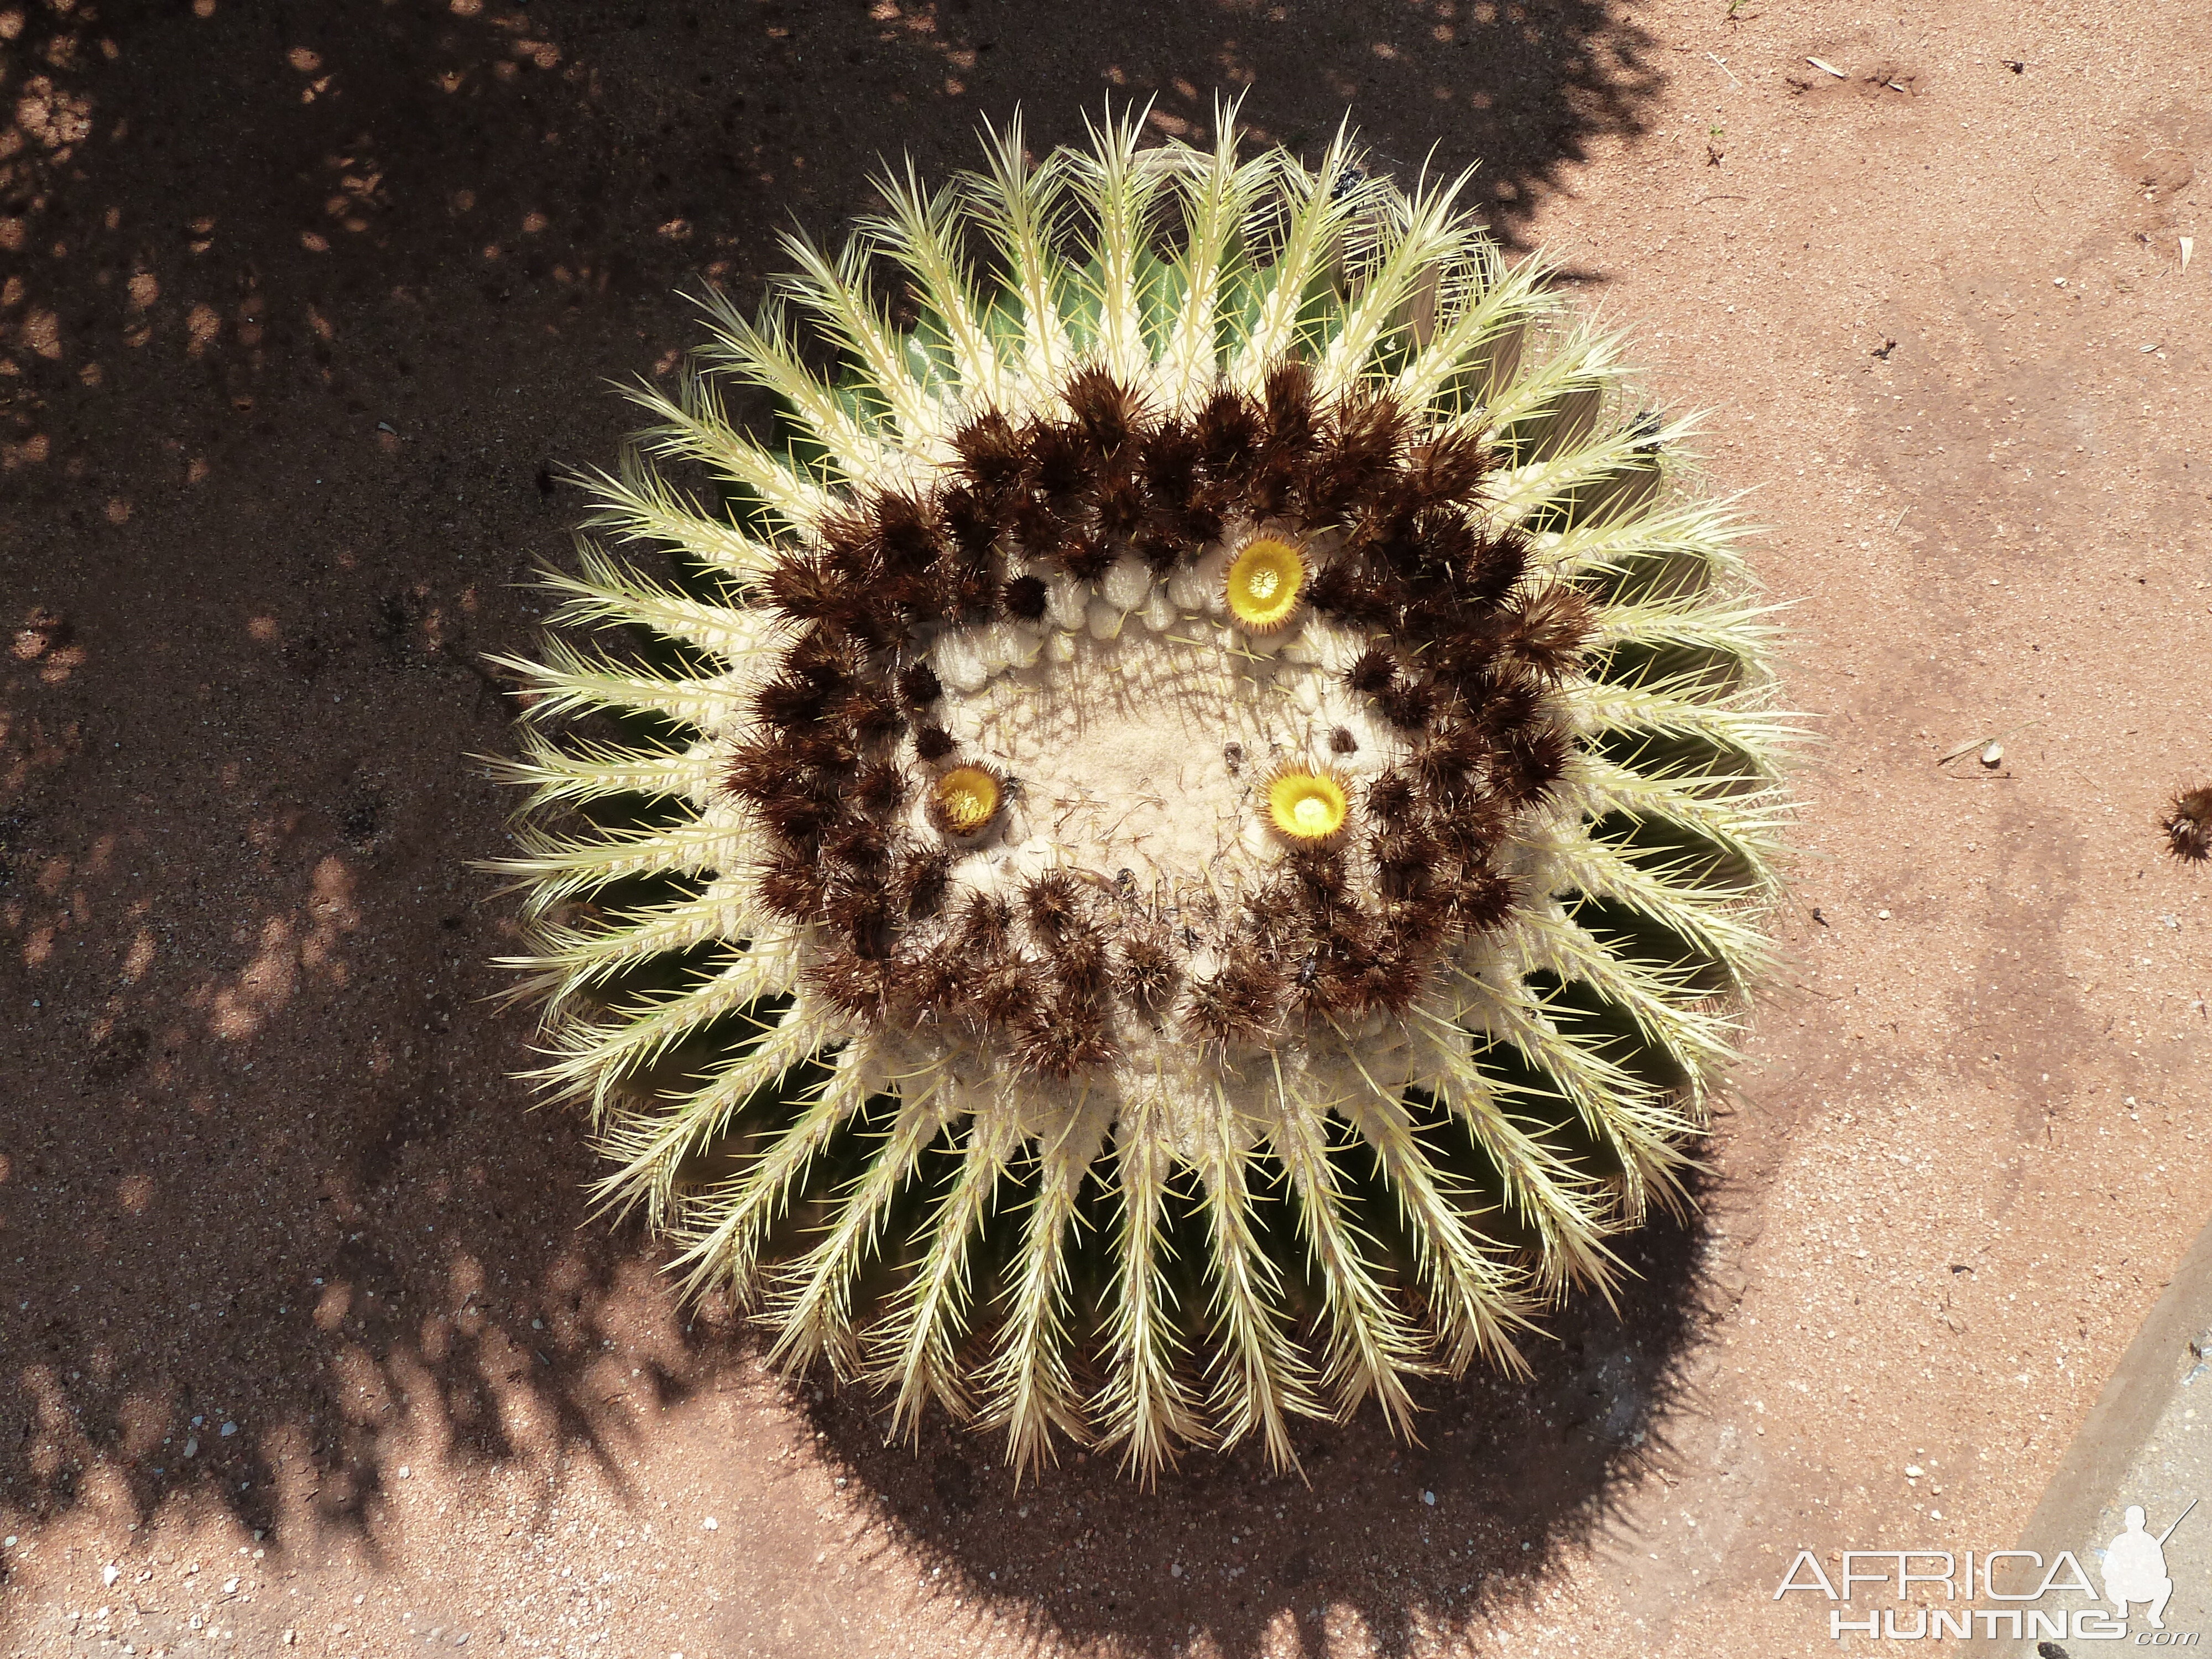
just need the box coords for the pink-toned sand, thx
[1,0,2207,1653]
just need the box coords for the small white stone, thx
[1100,557,1150,613]
[103,1565,120,1587]
[1422,1490,1437,1506]
[223,1577,241,1594]
[1904,1464,1923,1478]
[1084,596,1125,640]
[702,1516,718,1531]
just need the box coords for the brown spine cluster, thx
[721,366,1597,1071]
[2164,785,2212,864]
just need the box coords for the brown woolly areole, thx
[728,363,1587,1083]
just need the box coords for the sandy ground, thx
[2,0,2209,1655]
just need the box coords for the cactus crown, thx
[489,107,1793,1479]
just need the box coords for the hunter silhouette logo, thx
[2104,1500,2192,1630]
[1771,1496,2200,1643]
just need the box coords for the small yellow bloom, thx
[1266,769,1349,842]
[1224,535,1306,633]
[931,764,1003,836]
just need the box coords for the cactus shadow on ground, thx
[804,1188,1723,1657]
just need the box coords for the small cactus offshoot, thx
[489,109,1794,1478]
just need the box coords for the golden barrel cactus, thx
[491,109,1792,1478]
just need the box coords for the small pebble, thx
[1904,1464,1924,1478]
[1422,1490,1437,1506]
[702,1516,718,1531]
[103,1565,119,1587]
[182,1438,198,1457]
[220,1421,237,1437]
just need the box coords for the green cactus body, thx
[489,111,1792,1478]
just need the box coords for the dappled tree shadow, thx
[0,0,1670,1644]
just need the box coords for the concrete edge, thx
[1960,1209,2212,1652]
[2014,1216,2212,1556]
